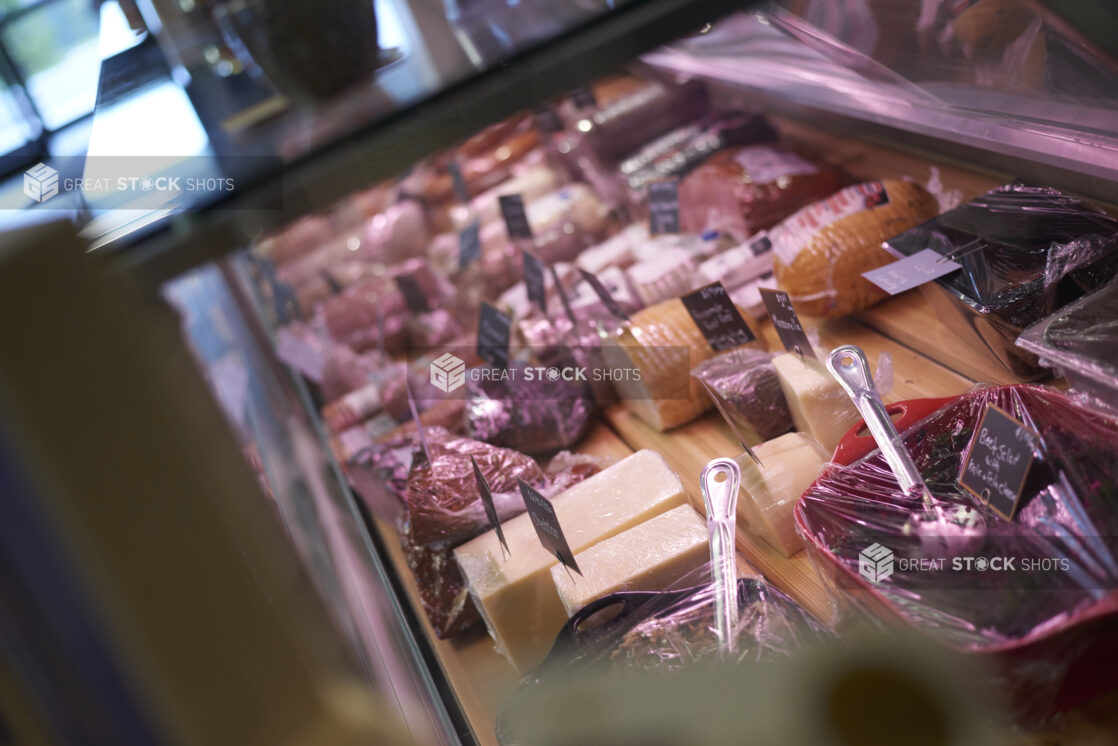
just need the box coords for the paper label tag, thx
[578,268,629,321]
[448,161,469,203]
[472,456,509,555]
[395,274,430,314]
[862,249,963,296]
[523,250,548,314]
[958,405,1037,521]
[571,86,597,109]
[518,479,581,575]
[648,180,680,235]
[734,146,818,184]
[771,182,890,266]
[534,105,563,133]
[476,302,511,369]
[551,265,578,326]
[760,288,815,360]
[458,220,482,271]
[499,194,533,240]
[680,282,756,352]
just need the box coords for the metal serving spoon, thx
[700,457,741,655]
[826,345,985,557]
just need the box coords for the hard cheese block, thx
[734,433,829,557]
[454,449,687,674]
[551,503,709,617]
[772,353,859,454]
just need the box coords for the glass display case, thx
[3,1,1118,744]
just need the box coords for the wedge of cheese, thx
[454,449,687,674]
[551,503,709,617]
[734,433,829,557]
[772,353,859,454]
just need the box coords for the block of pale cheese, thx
[454,449,687,674]
[734,433,829,557]
[772,353,859,454]
[551,503,709,617]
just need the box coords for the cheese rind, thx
[734,432,829,557]
[772,353,859,453]
[551,504,709,617]
[454,449,687,673]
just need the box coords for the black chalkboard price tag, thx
[499,194,533,240]
[958,405,1038,521]
[518,479,581,575]
[533,105,563,133]
[394,274,430,314]
[447,161,469,203]
[577,268,629,321]
[680,282,755,352]
[523,250,548,314]
[473,456,509,556]
[458,219,482,271]
[571,85,597,110]
[476,302,511,369]
[759,288,815,360]
[649,180,680,235]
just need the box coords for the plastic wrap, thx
[404,426,545,546]
[885,182,1118,379]
[794,384,1118,716]
[465,361,596,456]
[1017,277,1118,417]
[691,347,793,446]
[734,433,829,558]
[603,297,765,431]
[678,145,848,241]
[578,80,710,162]
[624,247,700,308]
[772,180,940,318]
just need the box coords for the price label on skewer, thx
[519,479,581,576]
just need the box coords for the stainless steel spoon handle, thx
[700,457,740,655]
[826,346,930,504]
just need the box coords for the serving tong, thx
[700,457,741,655]
[826,345,985,557]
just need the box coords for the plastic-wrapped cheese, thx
[551,503,708,617]
[603,297,764,431]
[625,247,700,308]
[577,223,649,274]
[454,449,687,674]
[734,433,829,557]
[771,353,860,454]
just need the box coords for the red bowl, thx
[795,386,1118,718]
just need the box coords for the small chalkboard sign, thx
[958,405,1038,521]
[473,456,509,556]
[760,288,815,360]
[571,85,597,109]
[448,161,469,203]
[649,180,680,235]
[863,249,962,296]
[534,105,563,133]
[523,250,548,314]
[577,268,629,321]
[499,194,533,240]
[477,302,511,369]
[680,282,755,352]
[394,274,430,314]
[518,479,581,575]
[459,219,482,271]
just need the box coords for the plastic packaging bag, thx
[465,361,597,456]
[884,182,1118,378]
[794,384,1118,716]
[691,347,794,446]
[1017,276,1118,418]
